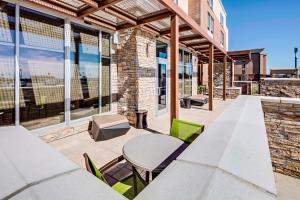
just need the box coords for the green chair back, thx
[83,153,108,184]
[170,119,204,143]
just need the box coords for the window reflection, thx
[101,32,111,113]
[0,2,15,126]
[71,24,99,120]
[19,7,65,130]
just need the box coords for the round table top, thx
[122,134,184,172]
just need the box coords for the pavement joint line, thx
[2,168,81,200]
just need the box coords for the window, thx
[220,31,225,46]
[0,2,15,126]
[156,41,168,59]
[19,7,65,130]
[70,23,100,120]
[179,50,193,97]
[208,13,214,34]
[220,13,224,26]
[208,0,213,8]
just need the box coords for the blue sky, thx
[222,0,300,71]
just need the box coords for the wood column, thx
[208,45,214,111]
[223,55,227,101]
[170,15,179,124]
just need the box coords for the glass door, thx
[156,58,168,114]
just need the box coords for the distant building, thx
[270,68,299,78]
[229,49,267,81]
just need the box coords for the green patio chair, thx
[170,119,204,143]
[83,153,131,195]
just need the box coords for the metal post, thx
[64,20,71,125]
[15,4,20,126]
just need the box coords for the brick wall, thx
[262,97,300,178]
[260,78,300,98]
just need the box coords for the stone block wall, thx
[213,63,232,87]
[214,87,241,99]
[260,78,300,98]
[115,29,139,123]
[115,28,199,124]
[262,97,300,178]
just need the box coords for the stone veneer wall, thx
[116,28,198,124]
[115,29,139,123]
[262,97,300,178]
[214,87,241,99]
[260,78,300,98]
[213,63,232,87]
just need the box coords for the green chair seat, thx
[170,119,204,143]
[83,153,132,195]
[112,181,132,195]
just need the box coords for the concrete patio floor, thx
[40,98,300,200]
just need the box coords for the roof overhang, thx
[25,0,232,63]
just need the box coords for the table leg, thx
[132,166,137,196]
[145,171,150,183]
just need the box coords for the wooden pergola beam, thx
[79,0,98,8]
[170,14,179,124]
[187,41,211,47]
[223,54,227,101]
[84,16,116,30]
[179,34,203,42]
[116,9,172,30]
[160,24,192,35]
[104,7,137,25]
[208,45,214,111]
[158,0,226,54]
[78,0,124,18]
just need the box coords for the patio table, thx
[122,134,184,195]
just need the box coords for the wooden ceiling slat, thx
[27,0,77,16]
[160,24,192,35]
[116,9,172,30]
[78,0,98,8]
[84,16,116,30]
[187,41,211,47]
[104,7,137,25]
[179,34,203,42]
[78,0,124,18]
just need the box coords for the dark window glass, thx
[156,41,168,59]
[0,2,15,126]
[19,7,65,130]
[101,56,110,113]
[71,24,99,120]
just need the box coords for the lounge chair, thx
[83,153,132,195]
[88,114,130,141]
[170,119,204,143]
[189,94,208,106]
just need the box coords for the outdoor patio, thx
[41,99,234,168]
[39,98,300,200]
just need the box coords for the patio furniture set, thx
[84,118,205,199]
